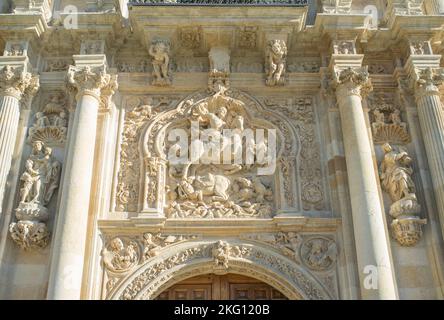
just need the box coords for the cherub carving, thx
[149,40,171,86]
[265,40,287,86]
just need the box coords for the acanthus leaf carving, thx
[0,65,40,102]
[66,65,113,100]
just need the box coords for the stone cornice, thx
[0,13,48,39]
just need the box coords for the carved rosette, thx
[333,66,373,99]
[0,65,40,102]
[66,65,114,102]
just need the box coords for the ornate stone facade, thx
[0,0,443,301]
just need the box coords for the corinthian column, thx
[46,60,117,299]
[408,66,444,238]
[0,65,39,214]
[332,66,398,300]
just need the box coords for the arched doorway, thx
[155,274,288,300]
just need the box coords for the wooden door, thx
[155,274,288,300]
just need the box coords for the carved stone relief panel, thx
[27,91,69,147]
[115,96,179,212]
[261,97,325,211]
[102,235,338,300]
[368,92,411,145]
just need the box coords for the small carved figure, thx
[149,40,171,86]
[265,40,287,86]
[372,109,385,129]
[33,112,50,128]
[212,240,230,269]
[19,160,38,203]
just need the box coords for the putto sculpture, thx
[149,39,171,86]
[265,40,287,86]
[380,143,426,246]
[9,140,61,250]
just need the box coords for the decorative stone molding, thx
[301,237,337,271]
[409,40,432,55]
[411,67,444,99]
[148,40,172,86]
[179,27,202,49]
[332,40,356,55]
[332,66,373,99]
[379,143,426,246]
[9,141,61,250]
[107,240,333,300]
[80,40,106,55]
[208,47,231,90]
[368,94,410,145]
[12,0,52,21]
[44,58,74,72]
[265,40,287,86]
[66,65,114,101]
[3,41,28,57]
[238,26,258,50]
[28,92,68,147]
[0,65,40,101]
[321,0,352,14]
[384,0,425,27]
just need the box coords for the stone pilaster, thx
[330,57,398,299]
[46,56,117,299]
[0,62,39,216]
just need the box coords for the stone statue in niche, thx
[149,40,171,86]
[28,93,68,146]
[380,143,426,246]
[164,83,275,219]
[9,140,61,250]
[265,40,287,86]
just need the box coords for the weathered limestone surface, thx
[0,1,443,300]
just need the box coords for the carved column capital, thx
[411,67,444,100]
[332,66,373,99]
[0,65,39,101]
[66,65,115,102]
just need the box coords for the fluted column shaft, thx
[414,69,444,238]
[0,95,20,210]
[334,67,398,300]
[47,64,116,299]
[0,65,38,215]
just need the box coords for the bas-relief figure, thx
[265,40,287,86]
[163,83,275,219]
[380,143,426,246]
[149,40,171,86]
